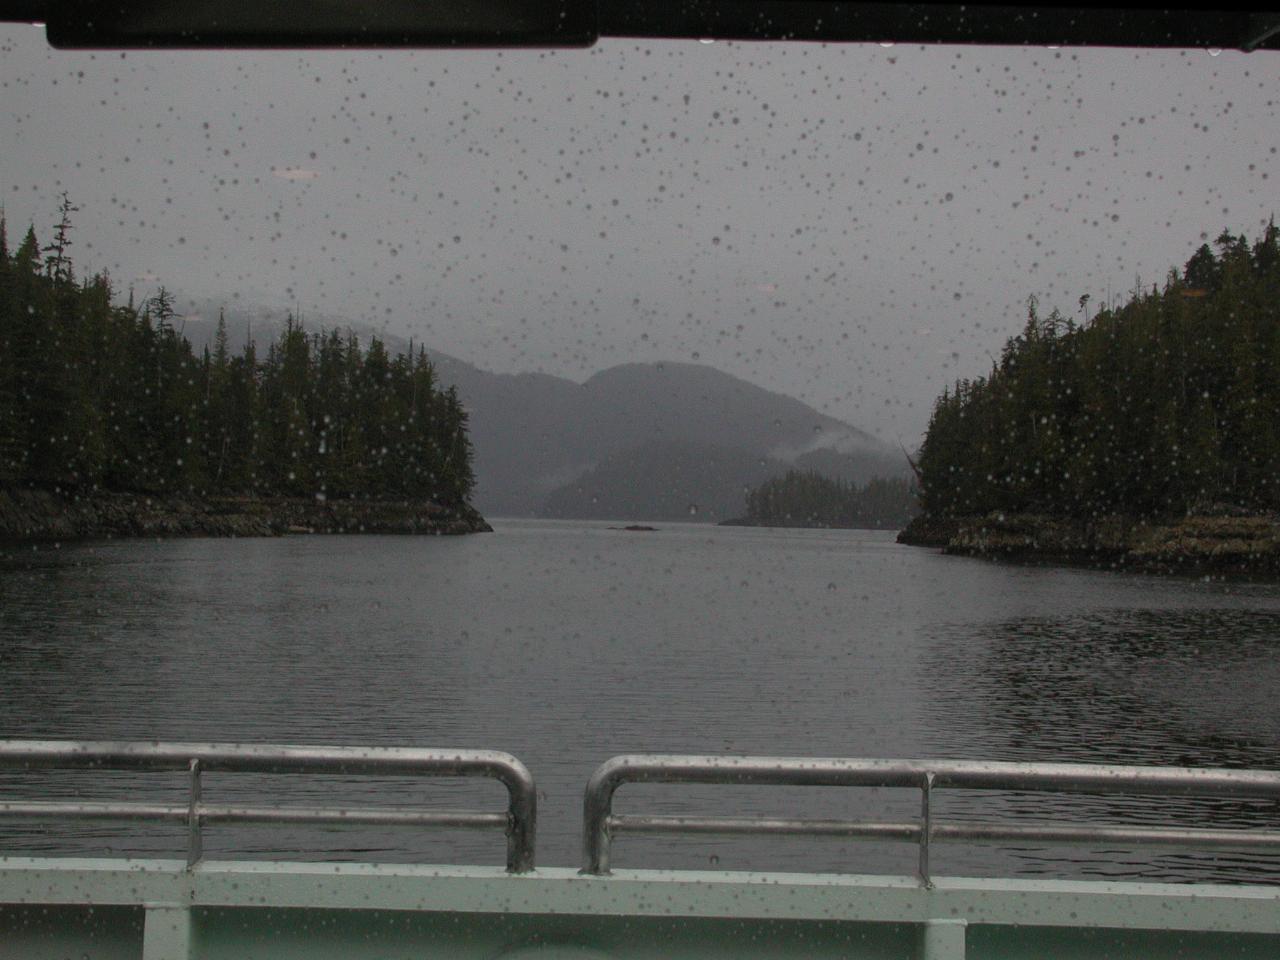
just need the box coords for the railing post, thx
[582,758,622,875]
[584,814,611,876]
[918,772,934,888]
[186,758,202,868]
[503,760,537,874]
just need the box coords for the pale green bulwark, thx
[2,857,1279,959]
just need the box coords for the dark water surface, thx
[3,520,1279,881]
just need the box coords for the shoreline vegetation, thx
[0,489,489,544]
[0,198,489,541]
[901,222,1280,577]
[897,511,1280,576]
[722,470,917,530]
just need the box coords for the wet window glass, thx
[2,14,1280,956]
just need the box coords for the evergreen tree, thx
[0,216,19,484]
[0,202,478,507]
[918,223,1280,521]
[741,470,918,528]
[41,192,79,283]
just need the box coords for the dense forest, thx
[738,471,918,529]
[0,199,475,504]
[918,222,1280,520]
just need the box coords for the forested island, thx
[0,201,488,541]
[900,222,1280,573]
[723,471,917,530]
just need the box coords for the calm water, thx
[2,520,1280,881]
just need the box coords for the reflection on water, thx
[921,607,1280,881]
[925,607,1280,767]
[1,523,1279,882]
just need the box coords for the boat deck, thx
[5,858,1280,959]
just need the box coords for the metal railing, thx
[0,740,537,873]
[581,754,1280,880]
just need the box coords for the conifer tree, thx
[918,223,1280,521]
[0,201,478,507]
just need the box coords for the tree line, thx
[917,221,1280,520]
[0,198,475,504]
[741,470,918,529]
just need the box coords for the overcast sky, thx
[2,27,1276,442]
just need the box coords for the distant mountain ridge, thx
[175,302,906,520]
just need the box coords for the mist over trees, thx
[918,222,1280,520]
[0,202,475,504]
[740,471,918,529]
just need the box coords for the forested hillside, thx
[918,223,1280,521]
[735,471,917,529]
[0,203,475,505]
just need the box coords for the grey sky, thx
[2,27,1276,443]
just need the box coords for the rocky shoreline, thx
[0,489,491,543]
[897,511,1280,576]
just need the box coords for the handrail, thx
[0,740,537,873]
[581,754,1280,880]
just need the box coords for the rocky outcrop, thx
[0,489,491,543]
[893,514,962,547]
[897,511,1280,575]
